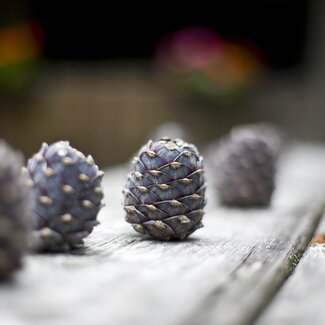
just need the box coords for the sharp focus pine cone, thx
[123,138,206,240]
[27,141,104,252]
[0,141,32,280]
[214,127,277,207]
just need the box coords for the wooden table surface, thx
[0,142,324,325]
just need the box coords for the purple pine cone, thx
[123,138,206,240]
[214,127,277,207]
[27,141,104,252]
[0,141,32,280]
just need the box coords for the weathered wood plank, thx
[186,202,324,325]
[256,213,325,325]
[0,143,324,325]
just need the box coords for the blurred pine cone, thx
[27,141,104,252]
[150,121,192,143]
[214,127,277,207]
[0,141,32,280]
[124,138,206,240]
[232,123,285,157]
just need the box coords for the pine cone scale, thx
[136,205,167,220]
[139,153,165,170]
[147,184,182,201]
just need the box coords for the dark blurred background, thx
[0,0,324,167]
[33,1,306,68]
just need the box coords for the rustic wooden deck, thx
[0,143,324,325]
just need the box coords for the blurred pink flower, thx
[155,26,266,103]
[156,26,223,72]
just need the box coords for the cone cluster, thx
[0,124,281,280]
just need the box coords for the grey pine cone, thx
[214,127,277,207]
[0,141,32,280]
[123,138,206,240]
[232,123,284,157]
[27,141,104,252]
[150,121,192,142]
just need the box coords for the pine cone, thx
[27,141,104,252]
[0,141,32,280]
[232,123,284,157]
[150,121,192,143]
[214,128,277,207]
[123,138,206,240]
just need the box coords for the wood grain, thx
[0,143,324,325]
[256,213,325,325]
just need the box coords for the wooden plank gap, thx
[256,210,325,325]
[183,200,325,325]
